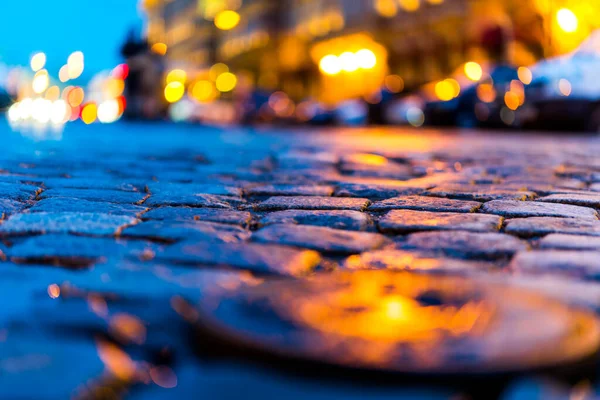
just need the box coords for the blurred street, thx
[3,119,600,399]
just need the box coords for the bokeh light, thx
[556,8,578,33]
[190,80,219,102]
[319,55,341,75]
[97,100,121,123]
[81,103,98,124]
[356,49,377,69]
[214,10,241,30]
[215,72,238,92]
[32,69,49,94]
[67,51,85,80]
[151,42,168,55]
[30,52,46,72]
[166,69,187,84]
[464,61,482,81]
[340,52,359,72]
[164,81,185,103]
[559,78,572,96]
[209,63,229,80]
[517,67,533,85]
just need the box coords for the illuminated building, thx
[142,0,600,105]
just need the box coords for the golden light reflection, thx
[96,340,137,381]
[202,271,600,373]
[109,313,147,345]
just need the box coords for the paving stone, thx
[144,193,237,208]
[143,206,251,226]
[344,249,494,274]
[120,220,250,243]
[539,234,600,250]
[511,251,600,281]
[0,212,137,236]
[505,217,600,237]
[424,185,536,202]
[157,240,320,276]
[39,188,146,204]
[538,193,600,208]
[370,195,481,213]
[378,210,502,233]
[27,197,148,217]
[0,336,112,400]
[7,234,160,266]
[0,199,25,219]
[41,177,142,192]
[481,200,598,219]
[259,210,372,231]
[402,231,527,259]
[0,182,41,201]
[334,182,424,200]
[255,196,370,211]
[244,183,334,197]
[147,182,242,196]
[252,224,388,254]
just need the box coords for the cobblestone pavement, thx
[4,122,600,399]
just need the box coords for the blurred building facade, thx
[142,0,600,105]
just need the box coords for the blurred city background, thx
[2,0,600,131]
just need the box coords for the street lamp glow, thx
[319,55,341,75]
[30,52,46,72]
[557,8,578,33]
[356,49,377,69]
[340,52,359,72]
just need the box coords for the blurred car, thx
[385,62,520,129]
[423,64,520,128]
[518,30,600,132]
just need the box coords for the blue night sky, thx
[0,1,143,75]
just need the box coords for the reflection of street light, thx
[556,8,578,33]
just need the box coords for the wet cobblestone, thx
[5,125,600,399]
